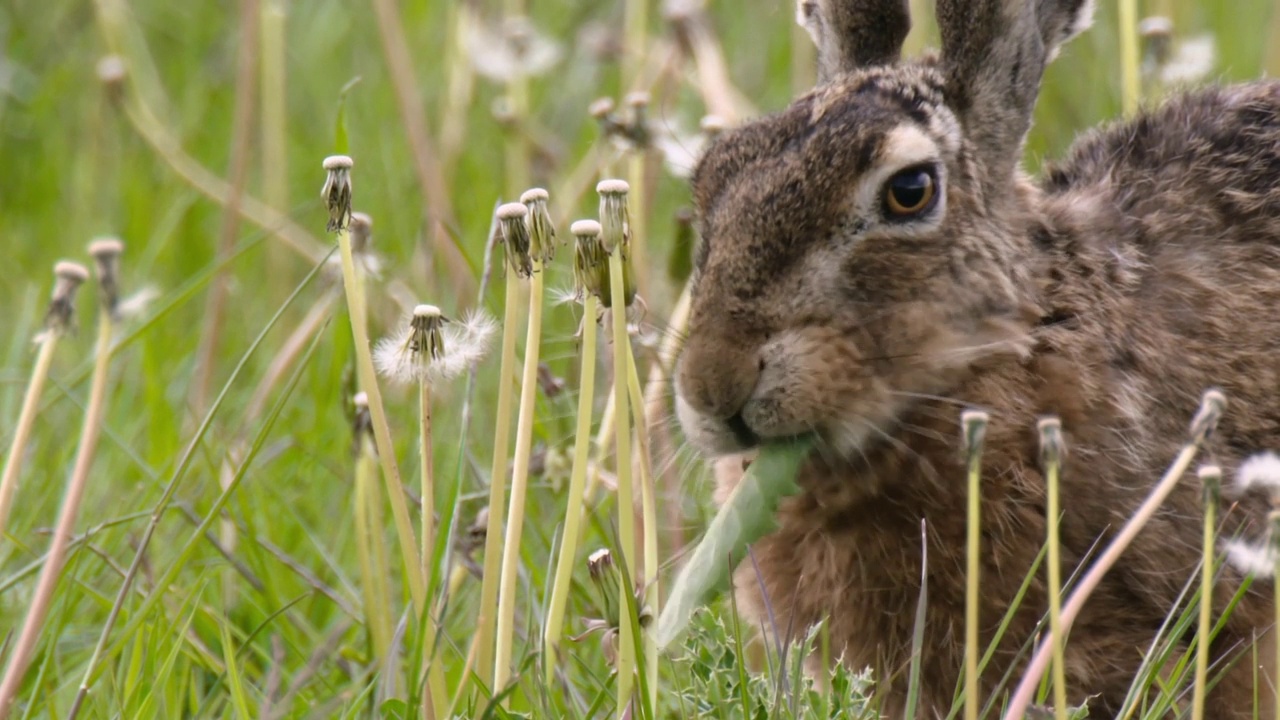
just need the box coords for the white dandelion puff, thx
[1234,452,1280,494]
[1161,34,1215,86]
[1222,536,1277,578]
[374,306,498,386]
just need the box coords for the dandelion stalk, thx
[1192,464,1221,720]
[0,248,118,718]
[321,155,425,615]
[494,192,554,696]
[544,219,605,685]
[599,178,638,716]
[352,392,393,663]
[625,341,658,713]
[1038,417,1068,720]
[961,409,988,720]
[1119,0,1140,115]
[0,263,89,542]
[1004,389,1227,720]
[474,233,523,696]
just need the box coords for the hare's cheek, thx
[675,393,752,457]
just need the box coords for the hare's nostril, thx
[725,411,760,448]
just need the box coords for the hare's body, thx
[675,0,1280,715]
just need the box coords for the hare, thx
[673,0,1280,716]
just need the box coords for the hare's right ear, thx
[937,0,1094,180]
[797,0,911,83]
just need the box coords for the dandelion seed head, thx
[596,179,631,254]
[1223,537,1277,578]
[1234,452,1280,495]
[374,307,497,387]
[1161,35,1215,86]
[44,261,90,336]
[571,219,608,301]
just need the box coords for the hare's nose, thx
[676,338,761,421]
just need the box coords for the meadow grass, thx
[2,0,1279,717]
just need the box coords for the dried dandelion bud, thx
[88,237,124,318]
[624,91,652,146]
[96,55,127,102]
[589,97,616,120]
[596,179,631,255]
[1188,388,1226,445]
[349,212,373,255]
[351,391,373,456]
[1198,464,1222,504]
[320,155,354,232]
[960,409,990,460]
[373,306,498,386]
[1036,416,1065,469]
[45,261,90,335]
[700,114,727,142]
[497,202,534,278]
[1138,16,1174,67]
[570,219,608,301]
[520,188,557,265]
[586,548,619,625]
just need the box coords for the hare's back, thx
[1036,80,1280,455]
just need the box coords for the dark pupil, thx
[891,171,929,209]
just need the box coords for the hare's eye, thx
[883,166,938,218]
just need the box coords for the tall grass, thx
[0,0,1277,716]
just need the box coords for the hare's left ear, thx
[937,0,1093,178]
[797,0,911,83]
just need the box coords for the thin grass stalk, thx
[0,337,60,540]
[645,280,691,556]
[1118,0,1140,115]
[961,410,988,720]
[260,0,289,303]
[368,0,473,303]
[64,254,328,719]
[494,261,545,696]
[609,248,638,718]
[1039,418,1068,720]
[1191,465,1220,720]
[191,0,260,419]
[624,342,658,713]
[544,293,600,685]
[0,309,114,718]
[473,267,522,696]
[1003,389,1227,720]
[334,209,426,615]
[440,0,477,171]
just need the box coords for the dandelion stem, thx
[1118,0,1140,115]
[544,293,600,685]
[474,267,522,695]
[1040,418,1068,720]
[625,341,658,714]
[961,411,988,720]
[355,433,393,662]
[336,219,426,615]
[608,248,637,718]
[0,309,114,718]
[0,336,60,541]
[1192,465,1220,720]
[417,378,449,720]
[494,262,545,696]
[1004,389,1226,720]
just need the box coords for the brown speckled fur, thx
[674,0,1280,717]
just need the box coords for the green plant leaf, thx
[655,439,812,650]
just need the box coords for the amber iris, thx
[884,166,937,217]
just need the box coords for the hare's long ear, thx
[937,0,1093,177]
[797,0,910,83]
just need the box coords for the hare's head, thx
[676,0,1094,457]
